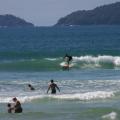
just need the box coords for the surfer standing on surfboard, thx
[64,54,73,66]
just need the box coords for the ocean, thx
[0,26,120,120]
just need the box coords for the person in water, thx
[7,103,12,113]
[12,97,22,113]
[63,54,73,70]
[28,84,35,90]
[47,80,60,94]
[64,54,73,66]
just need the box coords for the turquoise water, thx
[0,26,120,71]
[0,26,120,120]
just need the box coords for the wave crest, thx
[0,91,114,103]
[52,91,114,100]
[73,55,120,68]
[102,112,117,120]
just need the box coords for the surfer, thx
[28,84,35,91]
[64,54,72,65]
[12,97,23,113]
[63,54,73,70]
[47,80,60,94]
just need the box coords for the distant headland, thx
[0,14,34,27]
[55,2,120,26]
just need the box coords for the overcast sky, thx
[0,0,119,26]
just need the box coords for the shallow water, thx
[0,69,120,120]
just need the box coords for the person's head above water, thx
[7,103,11,107]
[28,84,32,87]
[50,79,54,83]
[12,97,17,102]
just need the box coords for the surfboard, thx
[60,62,74,70]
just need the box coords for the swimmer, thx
[28,84,35,90]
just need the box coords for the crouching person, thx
[12,97,23,113]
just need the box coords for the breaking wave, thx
[0,91,114,103]
[72,55,120,69]
[0,55,120,71]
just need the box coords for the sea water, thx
[0,26,120,120]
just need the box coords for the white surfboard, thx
[60,62,74,68]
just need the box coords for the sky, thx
[0,0,119,26]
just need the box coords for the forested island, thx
[0,14,34,27]
[55,2,120,26]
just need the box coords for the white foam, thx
[73,55,120,67]
[52,91,114,100]
[45,58,57,61]
[0,91,114,103]
[0,97,12,103]
[0,95,45,103]
[60,62,75,67]
[102,112,117,120]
